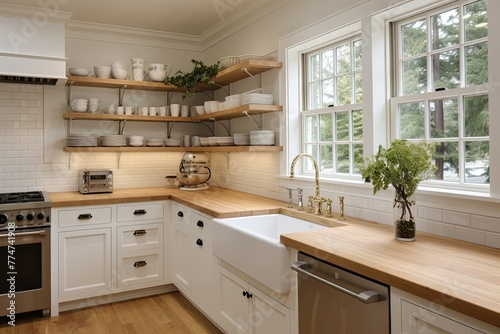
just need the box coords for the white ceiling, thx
[1,0,279,36]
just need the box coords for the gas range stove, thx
[0,191,51,230]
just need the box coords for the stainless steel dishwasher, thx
[292,252,390,334]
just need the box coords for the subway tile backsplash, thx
[1,83,499,249]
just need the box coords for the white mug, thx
[181,105,189,117]
[116,106,124,114]
[89,98,100,105]
[139,106,148,116]
[70,99,87,112]
[158,106,167,116]
[124,106,134,115]
[170,104,180,117]
[148,107,157,116]
[88,103,99,113]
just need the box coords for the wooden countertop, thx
[48,187,500,328]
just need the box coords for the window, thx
[302,37,363,177]
[391,0,489,186]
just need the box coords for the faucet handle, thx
[279,185,294,208]
[297,188,303,211]
[307,195,314,213]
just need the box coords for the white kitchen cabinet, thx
[171,202,215,319]
[392,288,498,334]
[58,227,112,298]
[51,201,171,316]
[218,265,291,334]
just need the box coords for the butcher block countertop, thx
[49,187,500,328]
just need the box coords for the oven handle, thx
[0,229,46,238]
[291,261,380,304]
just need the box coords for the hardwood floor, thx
[0,292,222,334]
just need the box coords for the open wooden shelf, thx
[65,59,282,92]
[63,146,283,153]
[64,104,282,122]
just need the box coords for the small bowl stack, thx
[234,133,250,146]
[94,66,111,79]
[128,135,144,147]
[111,62,127,80]
[250,130,275,146]
[204,101,220,114]
[225,94,242,108]
[199,137,210,146]
[165,138,182,147]
[216,136,234,146]
[68,67,90,77]
[146,138,164,147]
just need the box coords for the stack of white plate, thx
[250,130,275,146]
[165,138,182,147]
[225,94,242,108]
[146,138,164,147]
[101,135,127,147]
[129,135,144,147]
[242,93,274,105]
[199,137,210,146]
[204,101,220,114]
[208,137,218,146]
[66,134,98,147]
[234,133,250,146]
[216,136,234,146]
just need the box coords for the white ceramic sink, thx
[212,214,328,295]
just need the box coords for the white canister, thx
[182,134,191,147]
[181,105,189,117]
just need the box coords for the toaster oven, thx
[78,169,113,194]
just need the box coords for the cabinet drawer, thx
[58,207,112,228]
[117,223,163,252]
[117,202,164,223]
[117,249,163,287]
[190,211,212,240]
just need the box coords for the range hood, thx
[0,4,72,85]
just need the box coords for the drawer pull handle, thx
[134,260,147,268]
[77,214,93,220]
[196,220,204,227]
[133,229,147,236]
[133,209,147,215]
[177,211,184,217]
[196,238,203,246]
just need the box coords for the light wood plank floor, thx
[0,292,222,334]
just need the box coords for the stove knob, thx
[16,213,24,222]
[37,211,45,220]
[27,211,35,221]
[0,213,8,225]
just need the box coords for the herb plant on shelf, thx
[360,140,436,241]
[165,59,221,99]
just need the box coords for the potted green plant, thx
[165,59,221,99]
[360,140,436,241]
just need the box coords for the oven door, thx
[0,226,50,316]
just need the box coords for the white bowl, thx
[69,67,90,77]
[94,66,111,78]
[111,68,127,80]
[165,138,182,147]
[218,56,240,69]
[195,105,205,115]
[250,130,275,146]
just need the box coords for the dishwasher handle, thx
[291,261,380,304]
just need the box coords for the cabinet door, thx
[250,285,291,334]
[172,226,191,291]
[58,228,112,299]
[191,236,213,309]
[219,267,250,334]
[401,300,484,334]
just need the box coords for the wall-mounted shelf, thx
[63,104,282,123]
[63,146,283,153]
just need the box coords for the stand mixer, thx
[177,152,211,190]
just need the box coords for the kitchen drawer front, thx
[116,202,164,223]
[190,211,212,240]
[172,202,189,227]
[117,223,163,252]
[58,206,112,228]
[117,249,164,287]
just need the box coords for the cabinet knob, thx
[177,211,184,217]
[133,209,147,215]
[133,260,147,268]
[133,229,147,236]
[77,213,93,220]
[196,220,204,227]
[196,238,203,246]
